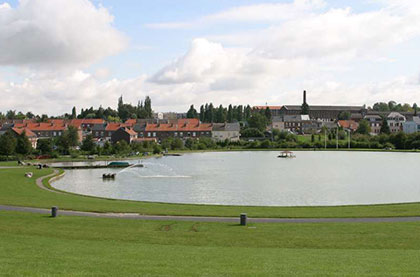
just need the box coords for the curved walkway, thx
[2,168,420,223]
[2,205,420,223]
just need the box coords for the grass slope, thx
[1,211,420,276]
[2,168,420,218]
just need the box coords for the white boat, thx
[277,151,296,158]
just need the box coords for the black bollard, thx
[240,213,247,226]
[51,206,58,218]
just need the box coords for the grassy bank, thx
[1,210,420,276]
[2,168,420,218]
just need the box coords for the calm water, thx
[52,151,420,206]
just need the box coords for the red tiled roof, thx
[145,123,212,132]
[70,119,105,127]
[338,120,359,131]
[11,127,37,137]
[17,123,67,131]
[177,118,199,125]
[124,127,137,136]
[105,123,128,131]
[125,119,137,126]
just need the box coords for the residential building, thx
[11,127,38,148]
[273,115,321,134]
[111,127,138,144]
[387,112,406,133]
[364,115,382,135]
[403,117,420,134]
[212,123,241,142]
[338,120,359,132]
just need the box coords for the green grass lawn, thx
[2,167,420,218]
[1,210,420,276]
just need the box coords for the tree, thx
[15,131,32,156]
[414,103,418,116]
[248,112,268,132]
[171,138,184,150]
[380,117,391,134]
[264,107,272,122]
[338,111,351,120]
[113,140,130,155]
[240,128,264,138]
[356,120,371,135]
[6,110,16,119]
[37,139,53,155]
[25,111,35,119]
[0,132,17,157]
[199,105,205,122]
[227,105,234,123]
[215,105,226,123]
[186,105,198,118]
[71,107,77,119]
[144,96,152,118]
[81,134,96,153]
[65,126,80,147]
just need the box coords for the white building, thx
[403,117,420,134]
[387,112,406,133]
[212,123,241,142]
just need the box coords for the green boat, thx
[108,161,130,167]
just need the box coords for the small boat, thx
[278,151,296,158]
[108,161,130,167]
[102,173,116,179]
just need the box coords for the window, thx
[147,132,151,137]
[192,132,196,137]
[174,132,178,136]
[53,132,56,136]
[153,132,156,137]
[180,132,183,136]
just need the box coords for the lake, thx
[51,151,420,206]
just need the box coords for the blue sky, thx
[0,0,420,115]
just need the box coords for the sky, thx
[1,0,420,115]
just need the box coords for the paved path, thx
[2,168,420,224]
[2,205,420,223]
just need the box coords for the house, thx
[111,127,138,144]
[134,119,212,142]
[403,117,420,134]
[387,112,406,133]
[273,115,321,134]
[11,127,38,148]
[338,120,359,132]
[364,115,382,135]
[212,123,241,142]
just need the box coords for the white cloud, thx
[145,0,326,29]
[0,0,127,67]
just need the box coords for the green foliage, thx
[81,134,96,153]
[338,111,351,120]
[0,132,17,156]
[356,120,371,135]
[15,131,32,156]
[248,112,268,132]
[113,140,130,155]
[153,144,162,154]
[241,128,264,138]
[380,117,391,134]
[36,139,53,155]
[171,138,184,150]
[186,105,198,118]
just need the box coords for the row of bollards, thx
[50,207,248,225]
